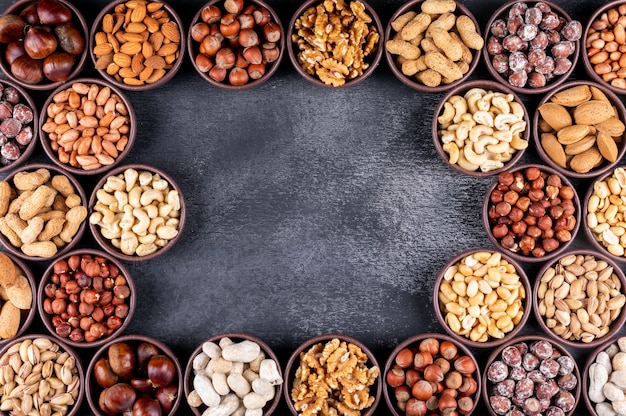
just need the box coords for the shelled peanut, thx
[587,337,626,415]
[587,167,626,258]
[0,253,31,339]
[386,337,477,415]
[386,0,483,87]
[587,4,626,90]
[0,168,86,258]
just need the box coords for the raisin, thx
[539,358,560,379]
[561,20,582,41]
[0,118,21,138]
[502,345,523,367]
[491,19,508,38]
[13,103,33,124]
[488,360,509,383]
[492,54,510,73]
[508,70,528,87]
[490,396,512,415]
[1,142,20,160]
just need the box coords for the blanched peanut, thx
[588,168,626,258]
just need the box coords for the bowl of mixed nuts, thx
[0,252,36,345]
[287,0,383,88]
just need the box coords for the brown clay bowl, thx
[0,0,89,91]
[385,0,482,92]
[432,79,530,177]
[0,252,37,345]
[283,334,382,415]
[184,332,283,416]
[0,79,38,174]
[85,334,183,416]
[582,335,626,416]
[38,77,137,176]
[287,0,384,88]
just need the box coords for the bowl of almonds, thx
[534,81,626,179]
[0,252,36,344]
[89,0,185,90]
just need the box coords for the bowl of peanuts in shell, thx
[433,248,531,350]
[533,249,626,350]
[483,335,581,416]
[583,335,626,416]
[184,332,283,416]
[88,163,185,262]
[283,334,382,415]
[90,0,185,91]
[39,78,137,176]
[583,0,626,95]
[0,252,36,345]
[533,81,626,180]
[0,163,88,262]
[384,0,484,92]
[483,0,582,95]
[286,0,383,88]
[383,333,481,416]
[433,79,530,176]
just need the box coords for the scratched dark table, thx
[0,0,616,415]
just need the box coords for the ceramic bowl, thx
[0,163,87,261]
[88,163,185,262]
[85,334,183,416]
[0,79,38,173]
[583,334,626,416]
[286,0,384,88]
[90,0,185,91]
[533,80,626,179]
[283,334,381,415]
[39,77,136,176]
[432,79,529,177]
[482,164,581,263]
[0,0,88,90]
[184,332,283,415]
[383,333,481,416]
[188,0,284,89]
[433,248,531,349]
[0,252,36,345]
[37,249,136,349]
[385,0,482,92]
[482,0,581,95]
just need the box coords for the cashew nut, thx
[438,101,455,126]
[469,125,494,142]
[131,207,150,235]
[486,141,511,155]
[442,142,460,164]
[119,205,134,230]
[138,171,153,186]
[480,160,504,172]
[463,145,487,166]
[124,168,138,191]
[140,189,164,206]
[510,120,527,137]
[510,134,529,151]
[474,136,499,154]
[510,101,525,119]
[493,130,513,143]
[465,89,485,113]
[450,96,467,123]
[491,95,511,114]
[128,186,142,208]
[477,91,494,111]
[456,150,479,171]
[494,113,520,130]
[473,111,494,127]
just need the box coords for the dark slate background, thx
[0,0,615,414]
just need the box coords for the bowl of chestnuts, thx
[37,249,136,349]
[86,334,183,416]
[0,252,37,345]
[184,332,284,415]
[189,0,284,89]
[0,0,88,90]
[0,79,38,173]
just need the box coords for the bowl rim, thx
[532,249,626,348]
[432,79,530,177]
[581,0,626,96]
[36,248,137,349]
[187,0,285,90]
[0,333,86,416]
[88,163,186,262]
[0,162,88,262]
[384,0,482,93]
[183,331,283,416]
[0,252,37,346]
[481,334,582,416]
[481,0,581,95]
[89,0,186,91]
[482,163,582,263]
[532,80,626,179]
[432,248,532,348]
[282,333,382,416]
[382,332,482,416]
[85,333,183,416]
[0,0,89,91]
[286,0,384,89]
[38,77,137,176]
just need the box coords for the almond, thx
[590,86,612,104]
[102,13,115,33]
[130,3,147,23]
[574,100,615,125]
[541,133,567,168]
[147,2,164,13]
[120,41,142,56]
[145,68,166,83]
[93,43,113,56]
[564,135,596,155]
[122,32,145,43]
[161,21,180,43]
[112,52,131,68]
[550,85,592,107]
[144,55,166,69]
[5,275,31,309]
[557,124,591,145]
[538,102,572,131]
[125,22,147,33]
[0,301,20,338]
[157,43,178,57]
[570,147,603,173]
[143,15,160,33]
[595,117,626,137]
[597,131,619,162]
[0,253,16,288]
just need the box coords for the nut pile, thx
[0,337,81,415]
[537,84,624,174]
[438,87,527,173]
[0,167,87,258]
[386,337,478,415]
[386,0,484,87]
[486,339,578,416]
[188,337,283,414]
[0,253,31,339]
[291,338,379,415]
[291,0,380,87]
[487,167,577,258]
[0,83,35,167]
[587,337,626,415]
[42,253,131,344]
[191,0,282,85]
[438,251,526,343]
[41,81,131,171]
[587,4,626,90]
[486,1,581,89]
[537,253,625,344]
[586,167,626,257]
[93,0,181,87]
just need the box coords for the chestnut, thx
[10,55,44,84]
[19,4,39,25]
[147,355,176,388]
[100,383,136,414]
[24,26,58,59]
[37,0,73,25]
[108,342,137,378]
[94,357,119,388]
[0,14,25,43]
[55,23,84,55]
[137,342,161,370]
[5,41,25,65]
[43,51,74,81]
[133,396,162,416]
[155,384,177,414]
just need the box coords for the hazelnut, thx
[387,368,406,388]
[498,171,515,186]
[454,356,476,375]
[439,341,457,360]
[395,348,414,368]
[412,379,433,401]
[423,364,444,383]
[419,338,439,355]
[413,351,433,370]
